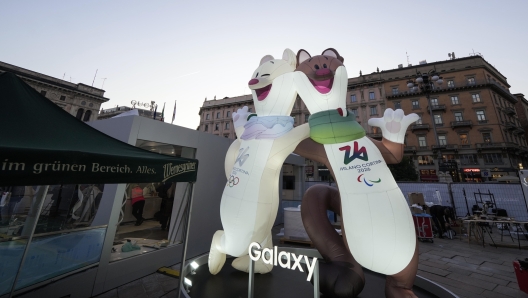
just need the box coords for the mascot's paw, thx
[232,106,252,129]
[232,255,273,274]
[315,261,365,298]
[208,231,226,275]
[368,109,419,144]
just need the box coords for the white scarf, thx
[240,116,294,140]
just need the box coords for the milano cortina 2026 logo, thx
[339,141,381,187]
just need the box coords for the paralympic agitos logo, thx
[339,141,368,164]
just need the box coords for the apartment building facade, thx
[0,61,109,122]
[381,56,526,182]
[198,55,525,182]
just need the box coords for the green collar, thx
[308,110,366,144]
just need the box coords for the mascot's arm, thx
[368,137,404,164]
[225,139,241,179]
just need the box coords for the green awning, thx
[0,72,198,186]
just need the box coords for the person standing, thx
[131,184,145,226]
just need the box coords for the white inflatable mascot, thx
[294,49,419,276]
[209,49,309,275]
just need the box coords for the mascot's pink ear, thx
[322,48,344,63]
[297,49,311,65]
[260,55,274,66]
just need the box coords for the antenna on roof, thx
[100,78,107,89]
[92,69,98,87]
[63,73,66,80]
[406,51,411,66]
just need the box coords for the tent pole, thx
[9,185,49,298]
[178,182,195,298]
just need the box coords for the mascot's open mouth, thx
[255,84,272,101]
[309,78,333,94]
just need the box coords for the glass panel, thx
[15,227,106,290]
[369,92,375,100]
[454,112,463,121]
[108,141,196,262]
[438,136,447,145]
[430,98,438,106]
[434,114,443,124]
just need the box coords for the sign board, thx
[305,166,314,175]
[481,170,490,177]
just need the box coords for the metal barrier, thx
[298,182,528,221]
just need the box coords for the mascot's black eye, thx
[323,64,327,68]
[314,64,320,70]
[255,72,259,78]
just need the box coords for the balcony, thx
[505,121,516,130]
[411,123,430,132]
[515,127,525,135]
[476,142,518,150]
[404,146,416,153]
[367,133,382,139]
[451,120,473,129]
[504,107,516,115]
[432,144,447,150]
[427,104,446,113]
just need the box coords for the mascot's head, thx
[295,48,344,94]
[248,49,297,101]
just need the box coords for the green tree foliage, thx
[388,156,418,181]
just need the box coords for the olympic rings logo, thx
[228,175,240,187]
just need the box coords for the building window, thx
[472,93,481,103]
[430,98,438,106]
[225,122,230,129]
[438,135,447,145]
[76,108,84,120]
[224,135,229,138]
[454,112,463,121]
[204,124,208,131]
[394,102,401,109]
[418,136,427,148]
[476,110,486,121]
[451,96,459,105]
[248,108,252,112]
[351,109,358,117]
[215,124,219,131]
[482,132,492,143]
[459,134,468,144]
[418,155,433,165]
[350,94,357,102]
[89,103,93,107]
[82,110,92,122]
[412,100,419,109]
[369,92,375,100]
[305,114,310,122]
[416,115,423,124]
[460,154,478,165]
[447,80,455,88]
[40,90,47,96]
[226,111,230,118]
[60,95,66,101]
[216,112,221,119]
[483,153,502,164]
[392,87,399,95]
[81,101,86,106]
[370,106,377,115]
[467,77,476,85]
[206,114,210,120]
[433,114,443,125]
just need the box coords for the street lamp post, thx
[407,70,444,177]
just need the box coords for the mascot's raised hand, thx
[368,109,419,144]
[232,106,252,136]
